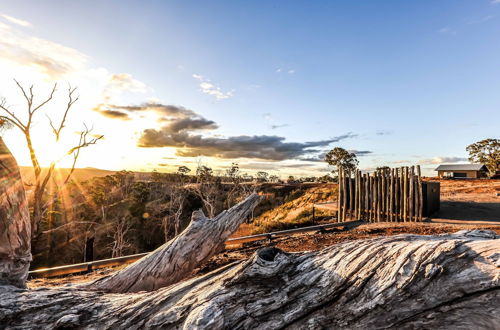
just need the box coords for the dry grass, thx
[249,186,338,234]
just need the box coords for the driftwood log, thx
[0,230,499,329]
[89,193,261,293]
[0,138,31,288]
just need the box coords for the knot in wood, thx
[257,247,282,262]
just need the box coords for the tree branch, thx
[48,84,78,141]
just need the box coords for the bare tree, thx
[0,80,103,236]
[110,215,133,258]
[224,163,243,208]
[191,164,220,218]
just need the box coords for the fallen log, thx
[1,230,499,329]
[0,138,31,288]
[88,193,261,293]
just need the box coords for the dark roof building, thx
[434,164,488,179]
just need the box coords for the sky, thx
[0,0,499,178]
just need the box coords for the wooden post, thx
[409,166,414,222]
[349,172,354,221]
[398,168,403,221]
[417,165,423,222]
[364,173,367,221]
[358,171,363,220]
[381,170,386,221]
[373,172,380,222]
[403,167,408,222]
[369,175,374,222]
[394,168,399,222]
[342,168,346,222]
[389,168,394,222]
[354,170,358,220]
[366,173,369,222]
[337,168,342,223]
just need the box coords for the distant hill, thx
[19,166,117,184]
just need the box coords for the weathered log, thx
[88,193,261,293]
[0,138,31,288]
[1,230,499,329]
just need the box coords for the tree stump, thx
[0,138,31,288]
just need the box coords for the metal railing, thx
[29,220,364,278]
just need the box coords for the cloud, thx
[283,163,317,168]
[349,150,373,156]
[392,160,411,164]
[466,15,494,24]
[276,67,295,74]
[192,74,233,100]
[299,146,370,162]
[101,73,147,102]
[376,130,392,136]
[1,14,32,27]
[418,156,467,165]
[270,124,288,129]
[94,102,218,133]
[138,131,355,161]
[0,20,88,78]
[99,109,131,120]
[137,105,357,161]
[263,113,288,130]
[94,102,193,120]
[438,27,457,36]
[492,0,500,4]
[159,117,218,134]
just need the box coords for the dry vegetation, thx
[246,185,338,234]
[28,178,500,287]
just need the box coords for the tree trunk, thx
[0,138,32,288]
[88,193,261,293]
[1,230,499,329]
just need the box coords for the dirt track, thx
[429,178,500,224]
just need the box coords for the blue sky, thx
[0,0,499,177]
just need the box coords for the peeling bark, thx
[0,138,31,288]
[1,230,499,329]
[88,193,261,293]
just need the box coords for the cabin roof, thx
[434,164,487,171]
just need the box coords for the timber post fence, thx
[337,166,423,223]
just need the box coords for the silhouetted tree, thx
[0,81,102,237]
[324,147,358,175]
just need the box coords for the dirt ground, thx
[29,221,500,288]
[428,178,500,223]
